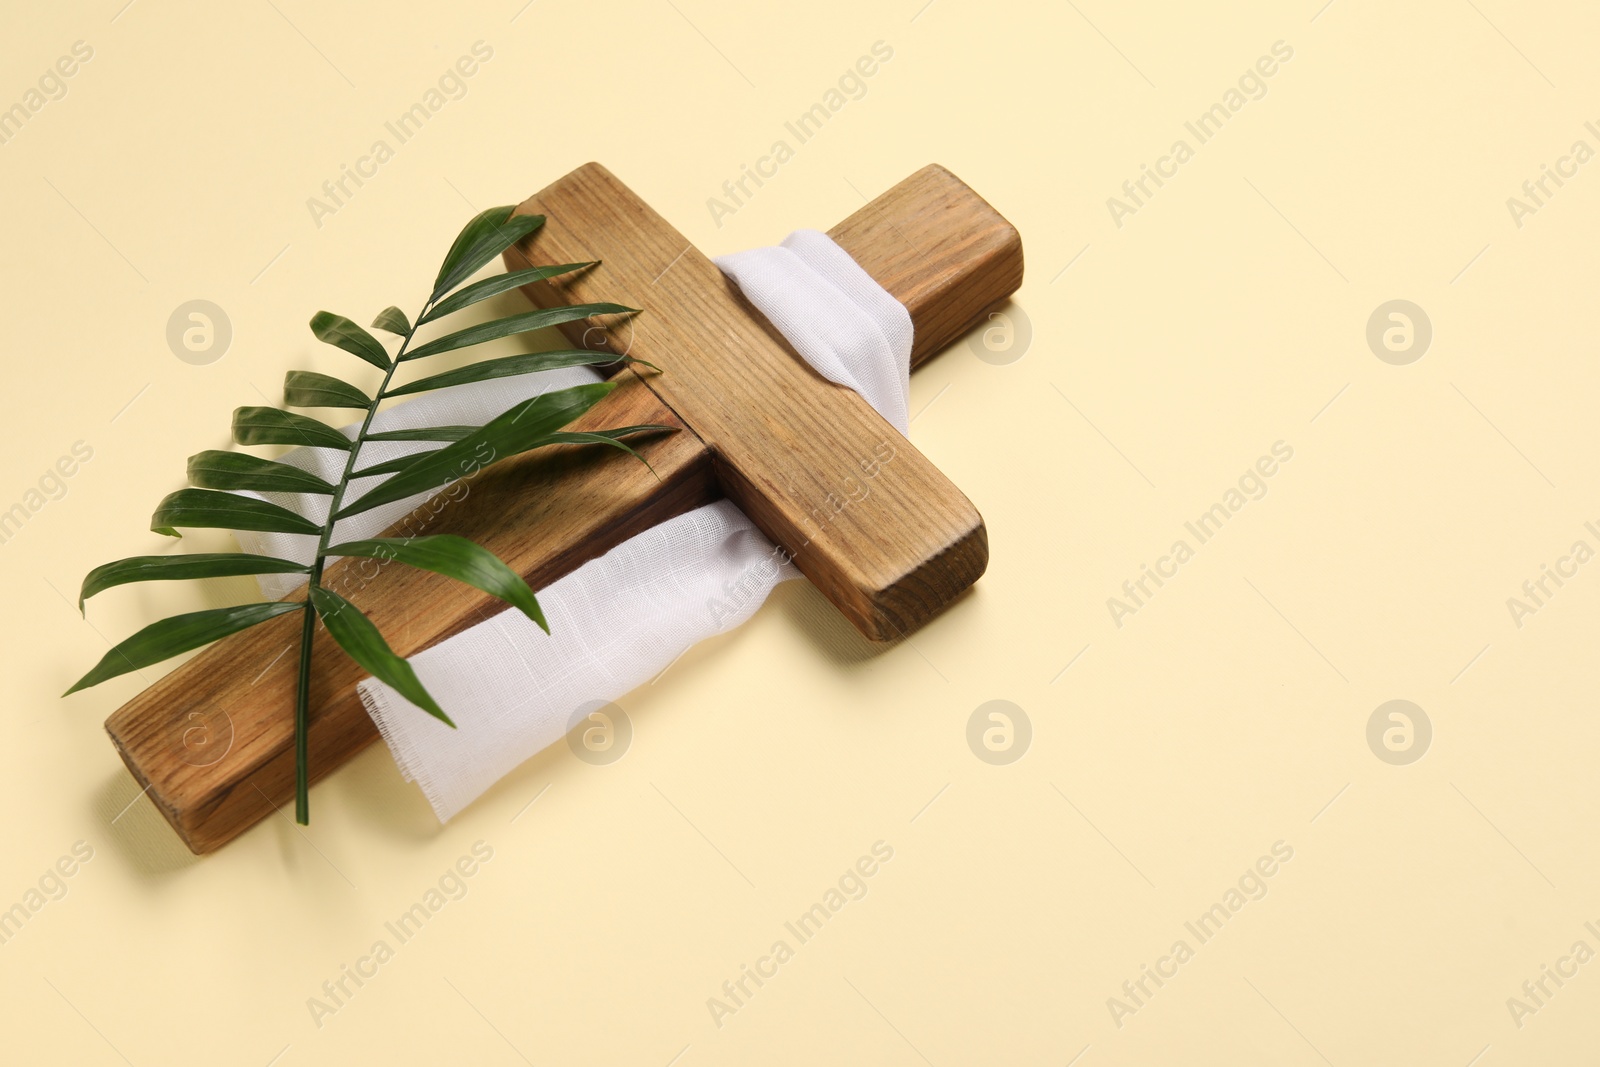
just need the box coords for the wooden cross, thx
[105,163,1024,853]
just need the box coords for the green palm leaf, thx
[310,311,391,369]
[284,371,370,409]
[151,488,321,537]
[309,587,451,725]
[432,206,545,300]
[420,262,595,323]
[372,306,412,335]
[402,303,636,362]
[233,407,353,451]
[352,450,450,479]
[326,535,546,632]
[533,428,670,472]
[64,601,304,695]
[79,553,309,611]
[363,426,478,443]
[353,425,669,480]
[386,350,650,398]
[187,451,336,495]
[337,382,615,518]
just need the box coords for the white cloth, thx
[715,229,912,433]
[366,500,793,818]
[241,231,912,821]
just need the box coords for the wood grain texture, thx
[506,163,1007,641]
[102,163,1023,853]
[827,165,1025,369]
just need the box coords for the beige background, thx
[2,0,1596,1062]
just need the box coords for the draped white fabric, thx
[713,229,913,433]
[240,230,912,821]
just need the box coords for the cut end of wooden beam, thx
[828,164,1024,368]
